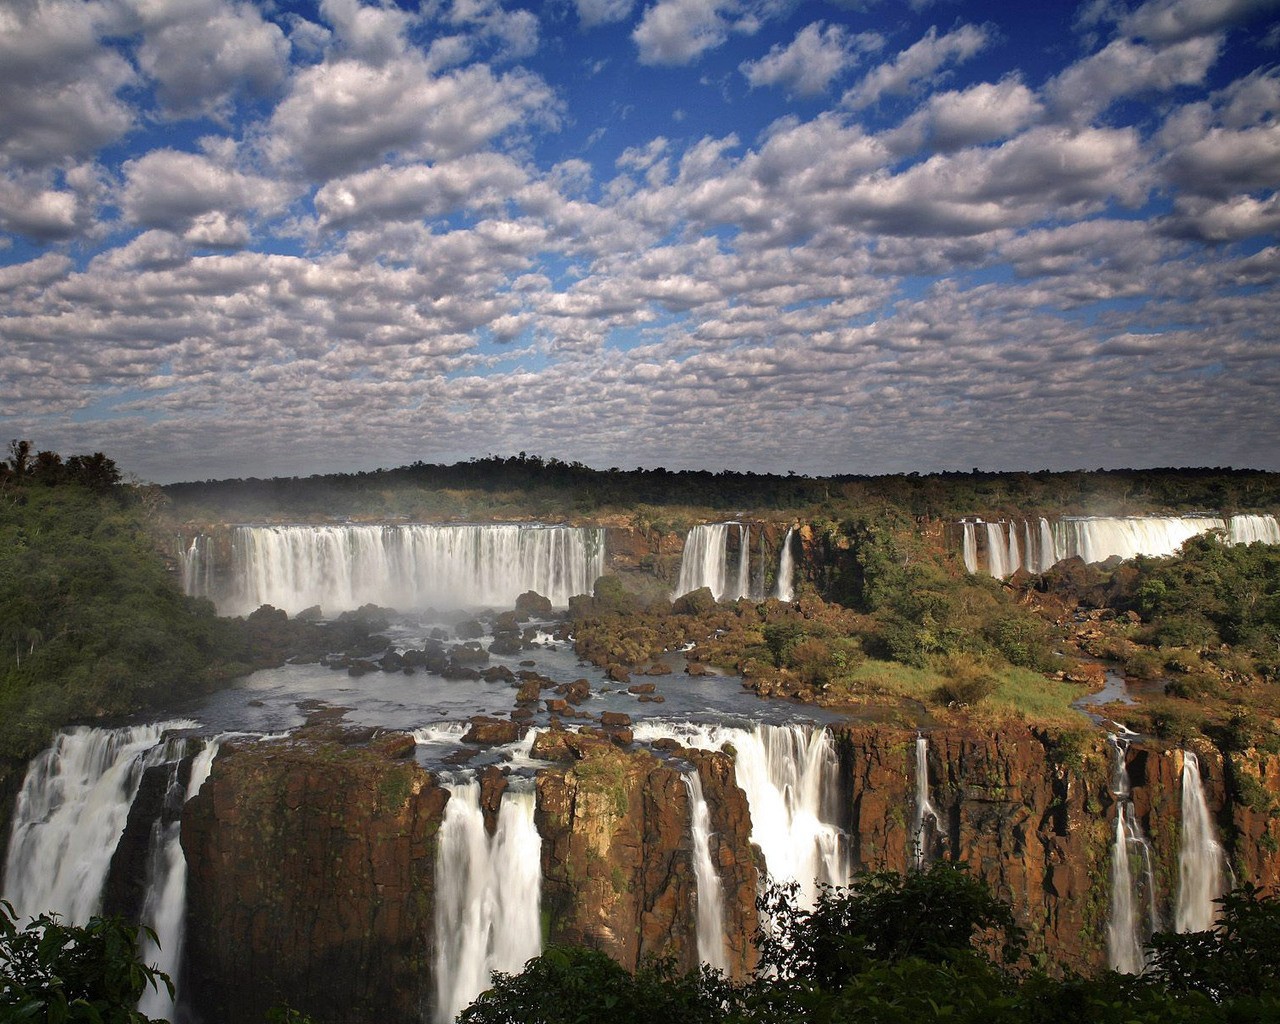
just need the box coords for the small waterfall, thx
[684,771,728,972]
[1106,736,1158,974]
[2,722,197,922]
[1175,751,1229,933]
[984,523,1009,579]
[961,522,978,573]
[178,535,214,600]
[433,780,542,1024]
[774,527,795,602]
[911,735,940,869]
[632,722,846,908]
[1036,518,1055,573]
[675,524,753,601]
[1006,525,1021,576]
[1228,513,1280,545]
[223,524,604,615]
[135,738,222,1021]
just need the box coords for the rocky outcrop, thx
[535,737,699,971]
[181,730,449,1024]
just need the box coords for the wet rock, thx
[627,683,656,695]
[562,678,591,705]
[463,717,521,746]
[488,635,523,656]
[455,619,484,640]
[645,662,673,676]
[685,662,711,676]
[482,665,516,683]
[607,665,632,683]
[672,587,715,616]
[379,651,404,672]
[516,591,554,619]
[449,644,489,665]
[600,711,632,729]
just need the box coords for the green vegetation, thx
[0,446,251,773]
[0,900,170,1023]
[458,866,1280,1024]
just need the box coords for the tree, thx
[0,900,171,1023]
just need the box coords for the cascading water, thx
[632,722,847,908]
[1229,514,1280,545]
[219,524,604,615]
[684,771,729,971]
[2,722,197,922]
[135,738,222,1020]
[1036,518,1055,573]
[1106,736,1158,974]
[911,735,939,869]
[178,535,214,600]
[774,527,795,602]
[674,524,752,601]
[1175,751,1230,933]
[433,780,542,1024]
[1006,525,1022,576]
[961,522,978,573]
[984,523,1009,579]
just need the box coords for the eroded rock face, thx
[181,730,449,1024]
[535,738,699,971]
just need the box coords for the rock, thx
[379,651,404,672]
[627,683,656,695]
[463,717,521,746]
[402,648,428,668]
[441,664,481,681]
[482,665,516,683]
[563,678,591,705]
[516,680,543,703]
[607,665,632,684]
[492,610,522,633]
[545,698,571,715]
[645,662,673,676]
[479,766,508,835]
[600,711,632,729]
[455,619,484,640]
[516,591,554,619]
[610,728,634,747]
[488,635,523,656]
[685,662,711,676]
[672,587,715,616]
[296,605,323,622]
[449,644,489,665]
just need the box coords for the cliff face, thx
[181,730,448,1024]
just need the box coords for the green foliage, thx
[458,946,736,1024]
[0,900,171,1023]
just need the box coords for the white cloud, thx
[741,21,879,96]
[133,0,290,121]
[574,0,636,27]
[1121,0,1280,43]
[633,0,774,65]
[888,77,1042,153]
[0,176,82,240]
[842,24,989,109]
[1048,35,1221,121]
[120,147,293,230]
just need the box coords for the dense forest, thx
[163,452,1280,522]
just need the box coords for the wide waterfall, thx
[633,722,847,908]
[684,771,729,971]
[2,722,197,922]
[1175,751,1229,933]
[911,735,940,869]
[433,780,542,1024]
[216,523,604,615]
[1106,736,1158,974]
[960,513,1280,578]
[773,527,796,602]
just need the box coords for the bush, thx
[934,653,999,707]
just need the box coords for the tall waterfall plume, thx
[2,722,197,922]
[633,722,847,908]
[178,534,214,600]
[218,523,604,615]
[911,735,940,869]
[1175,751,1230,933]
[1106,736,1158,974]
[674,524,753,601]
[433,780,542,1024]
[684,770,729,972]
[774,527,796,602]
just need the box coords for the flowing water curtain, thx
[433,780,542,1024]
[684,771,729,972]
[774,527,796,602]
[911,735,940,869]
[1106,736,1159,974]
[674,524,731,600]
[1175,751,1230,933]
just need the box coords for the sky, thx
[1,0,1278,484]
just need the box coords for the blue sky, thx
[1,0,1278,483]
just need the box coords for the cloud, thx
[574,0,636,27]
[1048,35,1221,121]
[1121,0,1280,43]
[0,0,136,168]
[633,0,773,65]
[888,76,1042,154]
[265,57,559,180]
[120,147,293,230]
[741,21,880,96]
[842,23,989,109]
[133,0,290,121]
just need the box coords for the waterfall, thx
[1063,516,1224,565]
[911,735,940,869]
[1175,751,1229,933]
[961,522,978,573]
[178,535,214,600]
[220,524,604,615]
[1036,518,1055,573]
[632,722,846,908]
[1106,737,1158,974]
[135,738,222,1021]
[675,524,752,601]
[684,771,729,972]
[984,523,1009,579]
[2,722,197,922]
[433,781,542,1024]
[1228,514,1280,545]
[774,527,795,602]
[1006,524,1022,576]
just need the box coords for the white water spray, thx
[433,781,542,1024]
[1175,751,1229,933]
[1106,737,1158,974]
[911,736,940,869]
[632,722,846,908]
[684,771,729,971]
[774,527,795,602]
[961,522,978,573]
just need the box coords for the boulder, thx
[463,717,521,746]
[515,591,555,619]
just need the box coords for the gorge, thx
[5,490,1280,1023]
